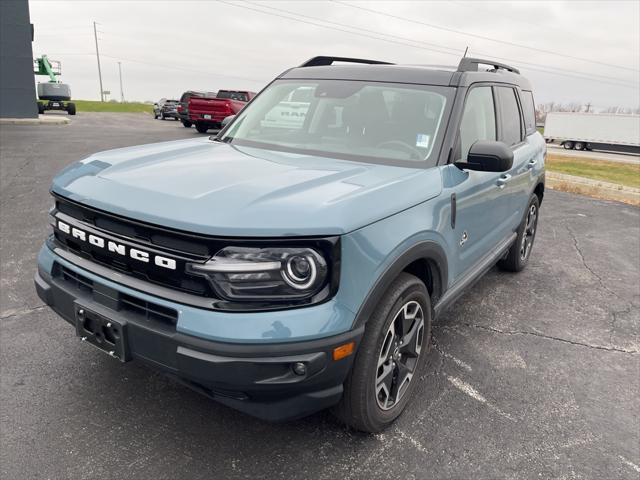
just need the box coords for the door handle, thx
[527,158,537,169]
[497,173,512,188]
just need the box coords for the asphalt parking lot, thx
[1,112,639,479]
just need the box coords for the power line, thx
[331,0,638,73]
[248,1,636,87]
[244,1,462,57]
[99,54,268,85]
[223,1,637,89]
[217,0,460,57]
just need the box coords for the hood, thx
[52,138,442,236]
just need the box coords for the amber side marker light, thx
[333,342,355,361]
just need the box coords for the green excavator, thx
[34,55,76,115]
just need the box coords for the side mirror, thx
[455,140,513,172]
[221,115,236,127]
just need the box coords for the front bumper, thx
[35,246,362,422]
[161,111,179,118]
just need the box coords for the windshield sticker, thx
[416,134,431,149]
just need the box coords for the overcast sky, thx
[30,0,639,109]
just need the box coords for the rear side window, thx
[520,90,536,135]
[496,87,523,146]
[458,86,496,160]
[218,91,249,102]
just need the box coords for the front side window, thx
[496,87,523,146]
[458,86,496,160]
[220,80,452,166]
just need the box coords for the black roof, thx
[279,56,532,90]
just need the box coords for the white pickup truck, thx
[260,86,314,130]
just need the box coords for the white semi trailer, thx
[544,112,640,154]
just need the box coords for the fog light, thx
[292,362,306,376]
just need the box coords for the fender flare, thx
[352,240,448,328]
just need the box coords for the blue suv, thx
[35,56,545,432]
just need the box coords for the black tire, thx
[66,103,76,115]
[37,102,44,114]
[498,194,540,272]
[181,120,192,128]
[574,142,585,151]
[563,141,574,150]
[195,122,209,133]
[334,272,431,432]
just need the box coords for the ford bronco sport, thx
[35,56,545,432]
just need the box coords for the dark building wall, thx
[0,0,37,118]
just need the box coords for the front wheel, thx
[334,272,431,432]
[498,194,540,272]
[563,141,574,150]
[37,102,44,114]
[66,102,76,115]
[195,122,209,133]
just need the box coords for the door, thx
[442,85,510,283]
[494,86,531,231]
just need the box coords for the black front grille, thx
[52,193,220,297]
[120,293,178,325]
[55,195,217,257]
[62,265,94,293]
[58,265,178,328]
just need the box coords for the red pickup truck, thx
[189,90,255,133]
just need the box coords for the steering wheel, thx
[375,140,423,160]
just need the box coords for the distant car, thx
[189,90,255,133]
[153,99,180,120]
[177,91,216,128]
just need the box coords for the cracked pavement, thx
[1,113,639,479]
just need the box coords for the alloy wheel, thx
[520,203,538,260]
[375,300,425,410]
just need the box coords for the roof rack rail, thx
[299,56,393,67]
[457,57,520,75]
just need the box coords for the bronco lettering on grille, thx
[56,220,177,270]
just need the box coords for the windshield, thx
[220,80,452,166]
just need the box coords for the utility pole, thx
[118,61,125,103]
[93,21,104,102]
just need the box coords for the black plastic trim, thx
[353,240,448,327]
[450,193,456,229]
[434,232,516,317]
[35,266,364,421]
[300,56,393,67]
[458,57,520,74]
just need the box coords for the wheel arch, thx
[352,241,448,329]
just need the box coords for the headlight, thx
[187,246,330,303]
